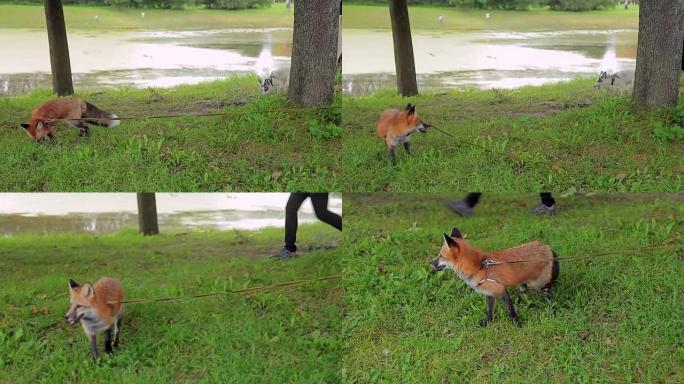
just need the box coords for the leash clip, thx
[481,259,497,268]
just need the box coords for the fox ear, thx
[20,123,29,129]
[405,103,416,115]
[443,233,459,249]
[69,278,80,288]
[82,283,94,298]
[450,227,462,238]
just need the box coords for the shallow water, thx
[0,28,292,96]
[342,29,637,95]
[0,193,342,236]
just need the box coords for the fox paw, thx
[478,317,491,327]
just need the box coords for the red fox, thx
[431,228,559,327]
[65,277,125,360]
[20,97,120,142]
[376,103,431,164]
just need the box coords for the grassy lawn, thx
[341,79,684,192]
[343,4,638,31]
[342,192,684,383]
[0,77,342,191]
[0,4,295,30]
[0,223,342,383]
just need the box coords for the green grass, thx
[342,192,684,383]
[0,77,341,191]
[0,4,295,30]
[0,223,342,383]
[341,79,684,192]
[343,4,639,31]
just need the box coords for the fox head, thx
[65,278,95,326]
[20,119,54,141]
[595,71,611,89]
[401,103,431,134]
[431,227,464,272]
[259,74,275,95]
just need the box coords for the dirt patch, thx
[193,98,249,113]
[503,100,593,118]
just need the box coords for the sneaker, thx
[446,200,474,217]
[530,203,556,216]
[272,247,297,260]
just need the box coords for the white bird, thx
[141,12,145,18]
[437,15,444,23]
[93,15,100,22]
[486,13,491,19]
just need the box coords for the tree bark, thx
[632,0,684,108]
[287,0,340,106]
[389,0,418,96]
[44,0,74,96]
[137,193,159,236]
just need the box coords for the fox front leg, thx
[501,290,522,327]
[113,316,122,349]
[479,296,495,327]
[403,140,411,155]
[89,334,99,361]
[541,282,553,304]
[387,145,397,165]
[104,328,113,354]
[47,133,56,143]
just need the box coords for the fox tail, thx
[83,101,120,127]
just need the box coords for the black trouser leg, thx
[464,193,482,208]
[540,192,555,207]
[310,193,342,232]
[284,193,309,252]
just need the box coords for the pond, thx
[0,28,292,96]
[342,29,637,96]
[0,193,342,236]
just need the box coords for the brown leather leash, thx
[107,274,343,305]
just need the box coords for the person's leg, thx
[446,192,482,217]
[273,193,308,259]
[309,193,342,231]
[284,193,309,251]
[530,192,556,215]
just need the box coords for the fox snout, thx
[431,258,446,271]
[65,310,84,326]
[418,122,431,133]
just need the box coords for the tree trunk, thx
[44,0,74,96]
[137,193,159,236]
[389,0,418,96]
[287,0,340,106]
[632,0,684,108]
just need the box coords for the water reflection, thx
[0,28,292,96]
[0,193,342,236]
[343,29,637,96]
